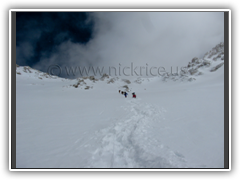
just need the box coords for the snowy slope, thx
[16,43,224,168]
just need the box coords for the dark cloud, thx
[16,12,94,67]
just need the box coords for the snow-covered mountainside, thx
[160,42,224,82]
[16,43,224,87]
[16,43,224,168]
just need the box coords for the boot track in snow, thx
[86,99,188,168]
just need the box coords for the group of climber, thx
[119,90,136,98]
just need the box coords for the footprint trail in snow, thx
[86,98,188,168]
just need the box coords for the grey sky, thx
[32,11,224,78]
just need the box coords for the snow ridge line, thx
[86,99,188,168]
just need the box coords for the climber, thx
[132,92,136,98]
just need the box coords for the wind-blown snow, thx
[16,43,224,168]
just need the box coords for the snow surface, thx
[16,44,224,168]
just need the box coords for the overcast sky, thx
[16,11,224,78]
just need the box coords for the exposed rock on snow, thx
[210,62,224,72]
[73,79,86,88]
[122,85,129,92]
[16,65,59,80]
[89,76,97,82]
[189,68,198,75]
[85,86,93,90]
[107,78,116,84]
[100,73,109,80]
[161,42,224,82]
[122,79,131,84]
